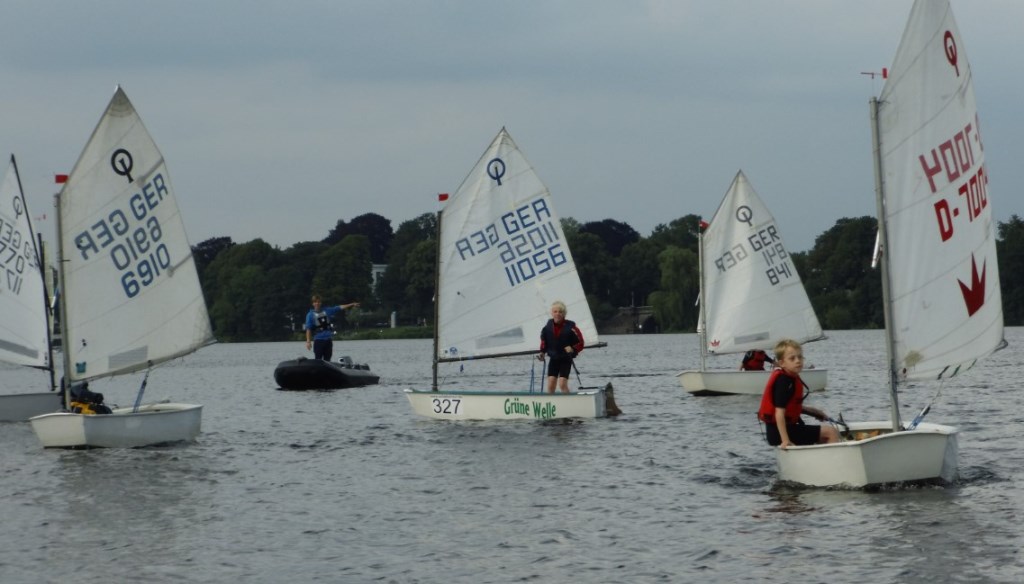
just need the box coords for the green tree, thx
[193,236,234,284]
[560,217,582,239]
[312,235,374,318]
[402,239,437,321]
[648,215,701,253]
[565,231,615,303]
[208,264,275,340]
[203,239,286,340]
[802,217,881,329]
[380,213,437,321]
[280,240,328,292]
[649,245,699,331]
[264,263,308,335]
[324,213,393,263]
[997,214,1024,325]
[387,213,437,263]
[616,238,661,307]
[580,219,640,256]
[200,237,274,336]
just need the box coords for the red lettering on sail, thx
[919,122,977,194]
[958,166,988,221]
[957,254,986,317]
[934,199,954,242]
[954,130,973,171]
[938,140,962,185]
[919,151,944,194]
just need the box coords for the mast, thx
[36,234,56,392]
[54,191,74,409]
[431,210,442,392]
[869,97,902,431]
[698,220,707,372]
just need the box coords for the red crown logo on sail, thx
[958,254,986,317]
[710,339,720,347]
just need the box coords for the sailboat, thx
[676,171,828,396]
[775,0,1004,487]
[404,128,619,420]
[0,156,62,421]
[30,86,216,448]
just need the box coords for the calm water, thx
[2,329,1023,583]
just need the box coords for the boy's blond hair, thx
[773,338,802,361]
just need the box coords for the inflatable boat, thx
[274,356,380,390]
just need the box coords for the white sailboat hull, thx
[775,421,958,488]
[419,129,619,421]
[0,392,64,422]
[676,368,828,396]
[404,388,608,420]
[29,403,202,448]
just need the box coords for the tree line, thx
[193,212,1024,341]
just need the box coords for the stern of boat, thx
[0,392,64,423]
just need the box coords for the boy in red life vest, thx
[537,300,585,394]
[757,339,839,448]
[740,349,774,371]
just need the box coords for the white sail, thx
[702,170,823,355]
[775,0,996,488]
[0,157,50,369]
[436,128,597,361]
[876,0,1003,381]
[59,87,214,382]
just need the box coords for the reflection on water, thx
[0,329,1022,582]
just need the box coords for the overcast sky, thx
[2,0,1021,253]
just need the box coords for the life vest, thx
[757,369,805,425]
[312,310,335,334]
[65,380,111,414]
[70,401,112,415]
[741,350,769,371]
[542,318,581,360]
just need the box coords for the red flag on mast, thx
[55,174,68,184]
[438,193,449,202]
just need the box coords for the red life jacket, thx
[757,369,805,425]
[741,350,769,371]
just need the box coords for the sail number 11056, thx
[452,197,569,289]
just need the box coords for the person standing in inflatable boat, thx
[304,294,360,361]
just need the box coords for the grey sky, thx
[2,0,1021,253]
